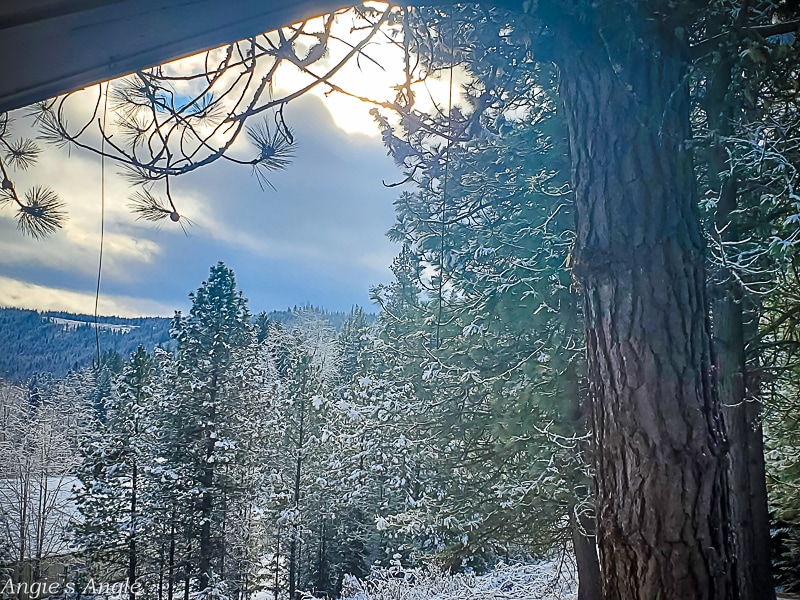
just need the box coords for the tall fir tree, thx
[160,262,263,598]
[73,346,156,600]
[372,27,601,595]
[261,313,339,599]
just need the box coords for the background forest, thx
[2,1,800,600]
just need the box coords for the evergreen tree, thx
[372,23,600,595]
[761,259,800,591]
[261,313,339,599]
[73,347,156,600]
[160,262,264,598]
[336,307,370,392]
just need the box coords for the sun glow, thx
[268,10,470,137]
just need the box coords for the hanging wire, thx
[435,10,456,350]
[94,83,109,367]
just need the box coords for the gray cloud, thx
[0,94,403,316]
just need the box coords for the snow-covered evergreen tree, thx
[73,346,156,599]
[370,20,601,591]
[158,262,266,598]
[260,312,340,598]
[336,307,372,393]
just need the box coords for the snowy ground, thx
[21,554,574,600]
[0,475,79,557]
[251,559,576,600]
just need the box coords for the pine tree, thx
[73,347,156,600]
[160,262,263,598]
[261,313,339,599]
[372,32,601,594]
[336,307,370,392]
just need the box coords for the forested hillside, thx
[0,308,172,381]
[0,307,358,383]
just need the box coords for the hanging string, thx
[94,83,109,368]
[435,11,456,350]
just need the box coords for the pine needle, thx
[16,186,66,239]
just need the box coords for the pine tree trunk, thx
[556,12,736,599]
[316,518,326,594]
[288,434,304,600]
[274,529,281,600]
[571,511,602,600]
[710,174,774,600]
[288,535,297,600]
[289,377,308,600]
[563,360,601,600]
[713,290,774,599]
[129,461,138,600]
[746,411,772,598]
[199,465,214,593]
[199,379,218,594]
[184,540,192,600]
[706,36,775,599]
[158,540,164,600]
[168,519,176,600]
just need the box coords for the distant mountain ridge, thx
[0,306,366,383]
[0,308,173,383]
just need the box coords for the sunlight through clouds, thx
[0,6,430,315]
[144,4,470,138]
[0,147,163,280]
[268,10,471,137]
[0,275,175,317]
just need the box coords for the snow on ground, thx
[41,558,574,600]
[338,561,576,600]
[47,317,138,333]
[251,559,577,600]
[0,475,80,557]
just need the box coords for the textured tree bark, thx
[705,35,775,599]
[563,359,602,600]
[555,9,736,599]
[712,288,774,600]
[571,511,602,600]
[129,461,138,600]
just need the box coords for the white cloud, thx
[0,17,418,315]
[0,222,159,279]
[0,275,175,317]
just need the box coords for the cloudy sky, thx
[0,22,428,318]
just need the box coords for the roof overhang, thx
[0,0,356,113]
